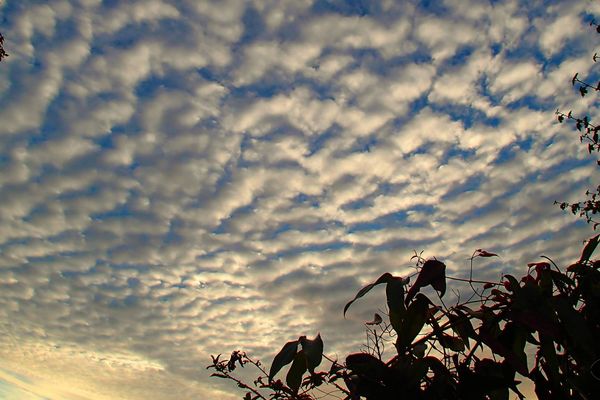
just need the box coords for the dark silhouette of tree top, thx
[209,238,600,399]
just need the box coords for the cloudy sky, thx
[1,0,599,398]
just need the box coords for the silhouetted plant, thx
[555,20,600,228]
[209,237,600,399]
[0,32,8,62]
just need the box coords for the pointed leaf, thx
[300,334,323,373]
[448,309,476,348]
[386,276,407,312]
[398,293,430,349]
[498,322,528,375]
[386,276,409,334]
[548,270,574,293]
[502,274,520,292]
[269,340,298,381]
[286,351,307,393]
[441,334,465,352]
[476,249,498,258]
[345,352,387,378]
[431,274,446,297]
[344,273,393,316]
[406,259,446,304]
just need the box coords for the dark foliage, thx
[0,32,8,62]
[555,20,600,228]
[209,238,600,399]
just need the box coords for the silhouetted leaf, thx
[286,351,307,393]
[406,259,446,304]
[441,334,465,352]
[423,356,451,378]
[572,73,579,85]
[476,249,498,258]
[269,340,298,381]
[413,342,427,358]
[345,352,387,378]
[553,295,596,361]
[579,234,599,263]
[448,309,476,348]
[386,275,408,333]
[548,270,574,294]
[344,272,394,316]
[503,274,520,292]
[398,293,431,349]
[386,275,407,313]
[300,334,323,373]
[498,322,528,376]
[539,335,561,385]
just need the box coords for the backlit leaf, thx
[345,352,387,378]
[269,340,298,381]
[344,273,393,316]
[300,334,323,373]
[448,309,476,348]
[286,351,307,393]
[441,334,465,352]
[398,293,430,349]
[406,259,446,304]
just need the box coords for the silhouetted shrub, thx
[209,238,600,399]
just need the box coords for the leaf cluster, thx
[209,236,600,399]
[555,19,600,228]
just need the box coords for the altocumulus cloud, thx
[0,0,599,398]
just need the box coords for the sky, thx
[1,0,599,399]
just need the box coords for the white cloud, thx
[489,60,542,102]
[538,12,583,57]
